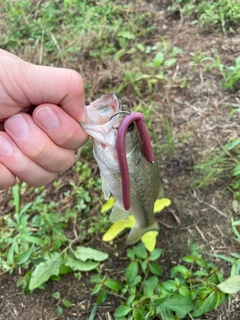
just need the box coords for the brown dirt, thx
[1,1,240,319]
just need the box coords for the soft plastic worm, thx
[116,112,155,210]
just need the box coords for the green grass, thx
[191,149,235,188]
[168,0,240,32]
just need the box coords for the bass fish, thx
[81,94,161,245]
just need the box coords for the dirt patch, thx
[1,1,240,319]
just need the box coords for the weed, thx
[52,291,72,316]
[115,41,184,97]
[0,162,107,295]
[168,0,240,32]
[191,148,234,188]
[0,0,154,65]
[91,243,229,319]
[201,54,240,90]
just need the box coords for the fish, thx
[80,94,162,245]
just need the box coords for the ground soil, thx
[1,1,240,319]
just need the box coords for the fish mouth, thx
[113,111,155,211]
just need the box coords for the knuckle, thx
[27,142,48,162]
[0,164,16,189]
[29,173,57,187]
[57,151,75,172]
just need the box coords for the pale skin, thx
[0,49,88,190]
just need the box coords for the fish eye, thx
[127,122,134,132]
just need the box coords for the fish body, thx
[81,94,161,245]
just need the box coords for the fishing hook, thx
[116,112,155,211]
[109,111,132,121]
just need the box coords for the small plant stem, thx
[216,138,238,163]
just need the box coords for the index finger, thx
[24,64,88,122]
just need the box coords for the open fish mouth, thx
[110,111,155,211]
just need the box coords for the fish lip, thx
[116,112,155,211]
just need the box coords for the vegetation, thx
[1,0,240,319]
[91,244,227,319]
[168,0,240,32]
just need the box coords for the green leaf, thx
[114,305,132,317]
[149,248,163,261]
[149,263,162,276]
[141,260,147,273]
[154,52,164,67]
[217,275,240,294]
[90,275,102,283]
[172,46,184,56]
[164,58,177,67]
[125,261,139,283]
[62,298,72,308]
[73,246,108,262]
[16,246,33,265]
[29,252,63,290]
[196,256,207,268]
[213,254,236,264]
[143,276,158,296]
[179,285,191,297]
[133,308,144,320]
[163,295,193,318]
[233,164,240,176]
[89,303,98,320]
[105,278,122,292]
[226,138,240,150]
[59,264,72,275]
[20,234,44,245]
[192,291,217,317]
[133,244,147,259]
[162,280,177,292]
[133,275,142,287]
[96,290,107,306]
[7,244,14,265]
[57,306,63,316]
[91,283,102,295]
[65,255,99,271]
[182,255,195,263]
[170,265,191,279]
[12,184,20,214]
[52,291,61,299]
[117,31,136,39]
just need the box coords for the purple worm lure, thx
[115,112,155,211]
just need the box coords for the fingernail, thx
[35,107,60,129]
[6,115,29,138]
[0,136,13,156]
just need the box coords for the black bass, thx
[81,94,161,245]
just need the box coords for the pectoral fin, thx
[157,185,165,199]
[101,175,111,199]
[109,204,130,223]
[126,221,159,245]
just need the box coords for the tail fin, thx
[126,221,159,245]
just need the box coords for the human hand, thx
[0,49,88,190]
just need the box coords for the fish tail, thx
[126,221,159,245]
